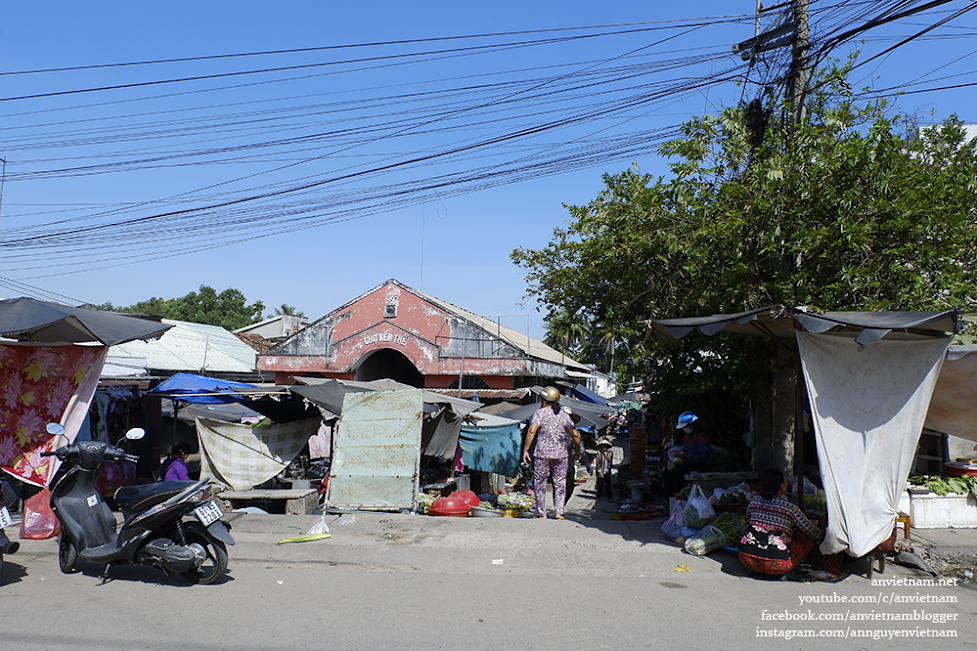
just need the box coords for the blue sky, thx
[0,2,974,340]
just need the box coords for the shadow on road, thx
[0,559,29,585]
[70,562,235,587]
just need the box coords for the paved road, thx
[3,479,977,650]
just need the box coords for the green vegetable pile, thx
[803,489,827,515]
[908,475,977,498]
[709,512,743,546]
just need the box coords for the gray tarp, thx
[420,405,463,461]
[0,297,171,345]
[497,393,609,430]
[289,377,479,460]
[651,306,958,344]
[291,377,482,417]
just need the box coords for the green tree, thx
[272,304,304,317]
[117,286,265,330]
[513,62,977,409]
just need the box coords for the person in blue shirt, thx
[159,442,191,482]
[662,412,711,496]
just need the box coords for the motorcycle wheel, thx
[58,534,77,574]
[182,532,227,585]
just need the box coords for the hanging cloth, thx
[797,332,950,556]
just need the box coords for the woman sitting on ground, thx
[159,442,191,482]
[738,467,838,580]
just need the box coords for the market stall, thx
[650,306,957,557]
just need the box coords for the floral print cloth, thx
[0,343,104,486]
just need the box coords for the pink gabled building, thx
[257,279,587,394]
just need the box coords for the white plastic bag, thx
[306,514,330,536]
[661,499,687,542]
[682,485,715,529]
[683,524,726,556]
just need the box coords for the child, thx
[594,437,614,501]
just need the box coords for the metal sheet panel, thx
[326,389,423,511]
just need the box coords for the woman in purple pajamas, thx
[521,386,582,519]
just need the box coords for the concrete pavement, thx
[5,476,976,581]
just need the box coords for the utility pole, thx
[788,0,809,127]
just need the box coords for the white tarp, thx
[797,332,950,556]
[924,346,977,443]
[196,416,320,490]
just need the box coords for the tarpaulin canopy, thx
[568,383,608,405]
[290,377,482,417]
[496,393,609,430]
[421,405,463,461]
[460,414,522,477]
[148,372,263,405]
[924,345,977,443]
[650,305,958,344]
[196,416,321,490]
[288,379,373,416]
[0,297,171,346]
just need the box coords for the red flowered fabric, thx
[0,343,105,486]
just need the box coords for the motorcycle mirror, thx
[46,423,66,436]
[125,427,146,440]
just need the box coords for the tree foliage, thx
[98,285,266,331]
[513,62,977,407]
[272,304,305,317]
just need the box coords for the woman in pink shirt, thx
[522,387,582,519]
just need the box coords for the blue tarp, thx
[459,422,522,477]
[568,384,608,405]
[148,372,258,404]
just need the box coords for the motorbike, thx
[0,482,19,574]
[41,423,233,585]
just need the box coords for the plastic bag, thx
[683,524,726,556]
[20,488,60,540]
[661,499,687,542]
[306,514,330,536]
[682,485,715,529]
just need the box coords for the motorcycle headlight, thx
[189,485,214,504]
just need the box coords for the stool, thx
[895,512,911,540]
[863,550,886,579]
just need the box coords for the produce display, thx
[497,492,535,512]
[803,489,827,515]
[909,474,977,498]
[418,493,435,514]
[709,511,743,546]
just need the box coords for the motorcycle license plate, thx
[194,500,223,527]
[0,506,10,528]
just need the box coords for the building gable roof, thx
[292,279,587,371]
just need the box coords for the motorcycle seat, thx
[115,481,197,514]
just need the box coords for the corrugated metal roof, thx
[108,319,256,373]
[397,280,589,371]
[425,388,530,401]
